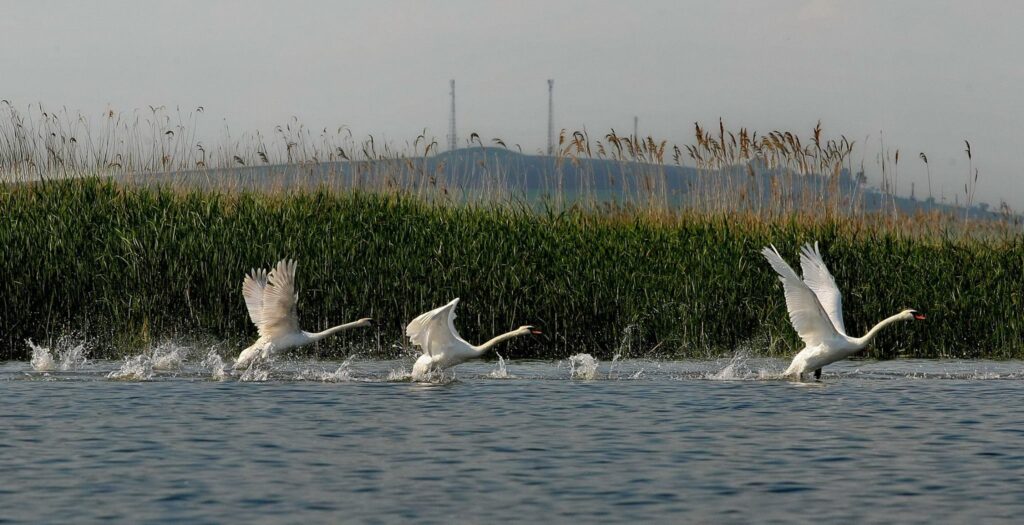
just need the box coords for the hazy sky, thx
[2,0,1022,207]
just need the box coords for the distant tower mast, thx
[448,79,457,151]
[547,79,555,155]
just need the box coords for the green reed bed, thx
[1,177,1021,360]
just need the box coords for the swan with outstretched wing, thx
[406,298,540,380]
[234,259,371,369]
[762,242,925,380]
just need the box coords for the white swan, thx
[234,259,371,369]
[405,298,540,380]
[762,242,925,380]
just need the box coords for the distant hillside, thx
[121,147,1003,219]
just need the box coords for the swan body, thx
[234,259,371,369]
[405,298,539,380]
[762,242,925,380]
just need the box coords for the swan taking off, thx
[234,259,372,369]
[406,298,540,380]
[762,242,925,380]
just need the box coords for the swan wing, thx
[762,245,839,347]
[799,242,847,336]
[241,267,269,329]
[259,259,301,338]
[405,298,464,357]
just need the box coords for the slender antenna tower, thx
[448,79,457,151]
[547,79,554,155]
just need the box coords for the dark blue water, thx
[2,354,1023,524]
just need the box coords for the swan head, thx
[519,325,543,336]
[354,318,373,328]
[901,309,927,321]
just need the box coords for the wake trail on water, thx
[11,337,1024,383]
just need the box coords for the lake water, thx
[2,349,1023,524]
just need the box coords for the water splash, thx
[408,366,457,384]
[707,352,776,381]
[25,335,90,371]
[107,354,154,381]
[969,370,1004,380]
[297,356,356,382]
[707,353,745,380]
[26,339,55,371]
[387,368,411,381]
[615,323,641,357]
[150,342,187,370]
[489,352,513,379]
[607,353,622,379]
[52,335,91,371]
[200,349,228,380]
[321,363,353,382]
[568,353,599,380]
[325,356,356,381]
[238,358,271,382]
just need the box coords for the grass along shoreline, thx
[1,177,1021,360]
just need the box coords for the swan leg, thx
[814,368,822,380]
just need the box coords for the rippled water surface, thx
[2,354,1023,524]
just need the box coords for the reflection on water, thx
[1,354,1023,523]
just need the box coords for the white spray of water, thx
[323,356,356,380]
[405,366,456,384]
[56,337,90,370]
[568,353,599,380]
[489,352,513,379]
[26,339,55,371]
[200,349,228,380]
[107,354,154,381]
[104,341,191,381]
[607,353,622,379]
[616,323,640,357]
[238,358,271,382]
[150,342,187,370]
[707,352,776,381]
[25,336,90,371]
[297,356,356,382]
[387,368,411,381]
[708,354,744,380]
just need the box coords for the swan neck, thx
[307,320,365,341]
[475,329,527,354]
[852,312,907,348]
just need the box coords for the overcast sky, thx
[2,0,1022,207]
